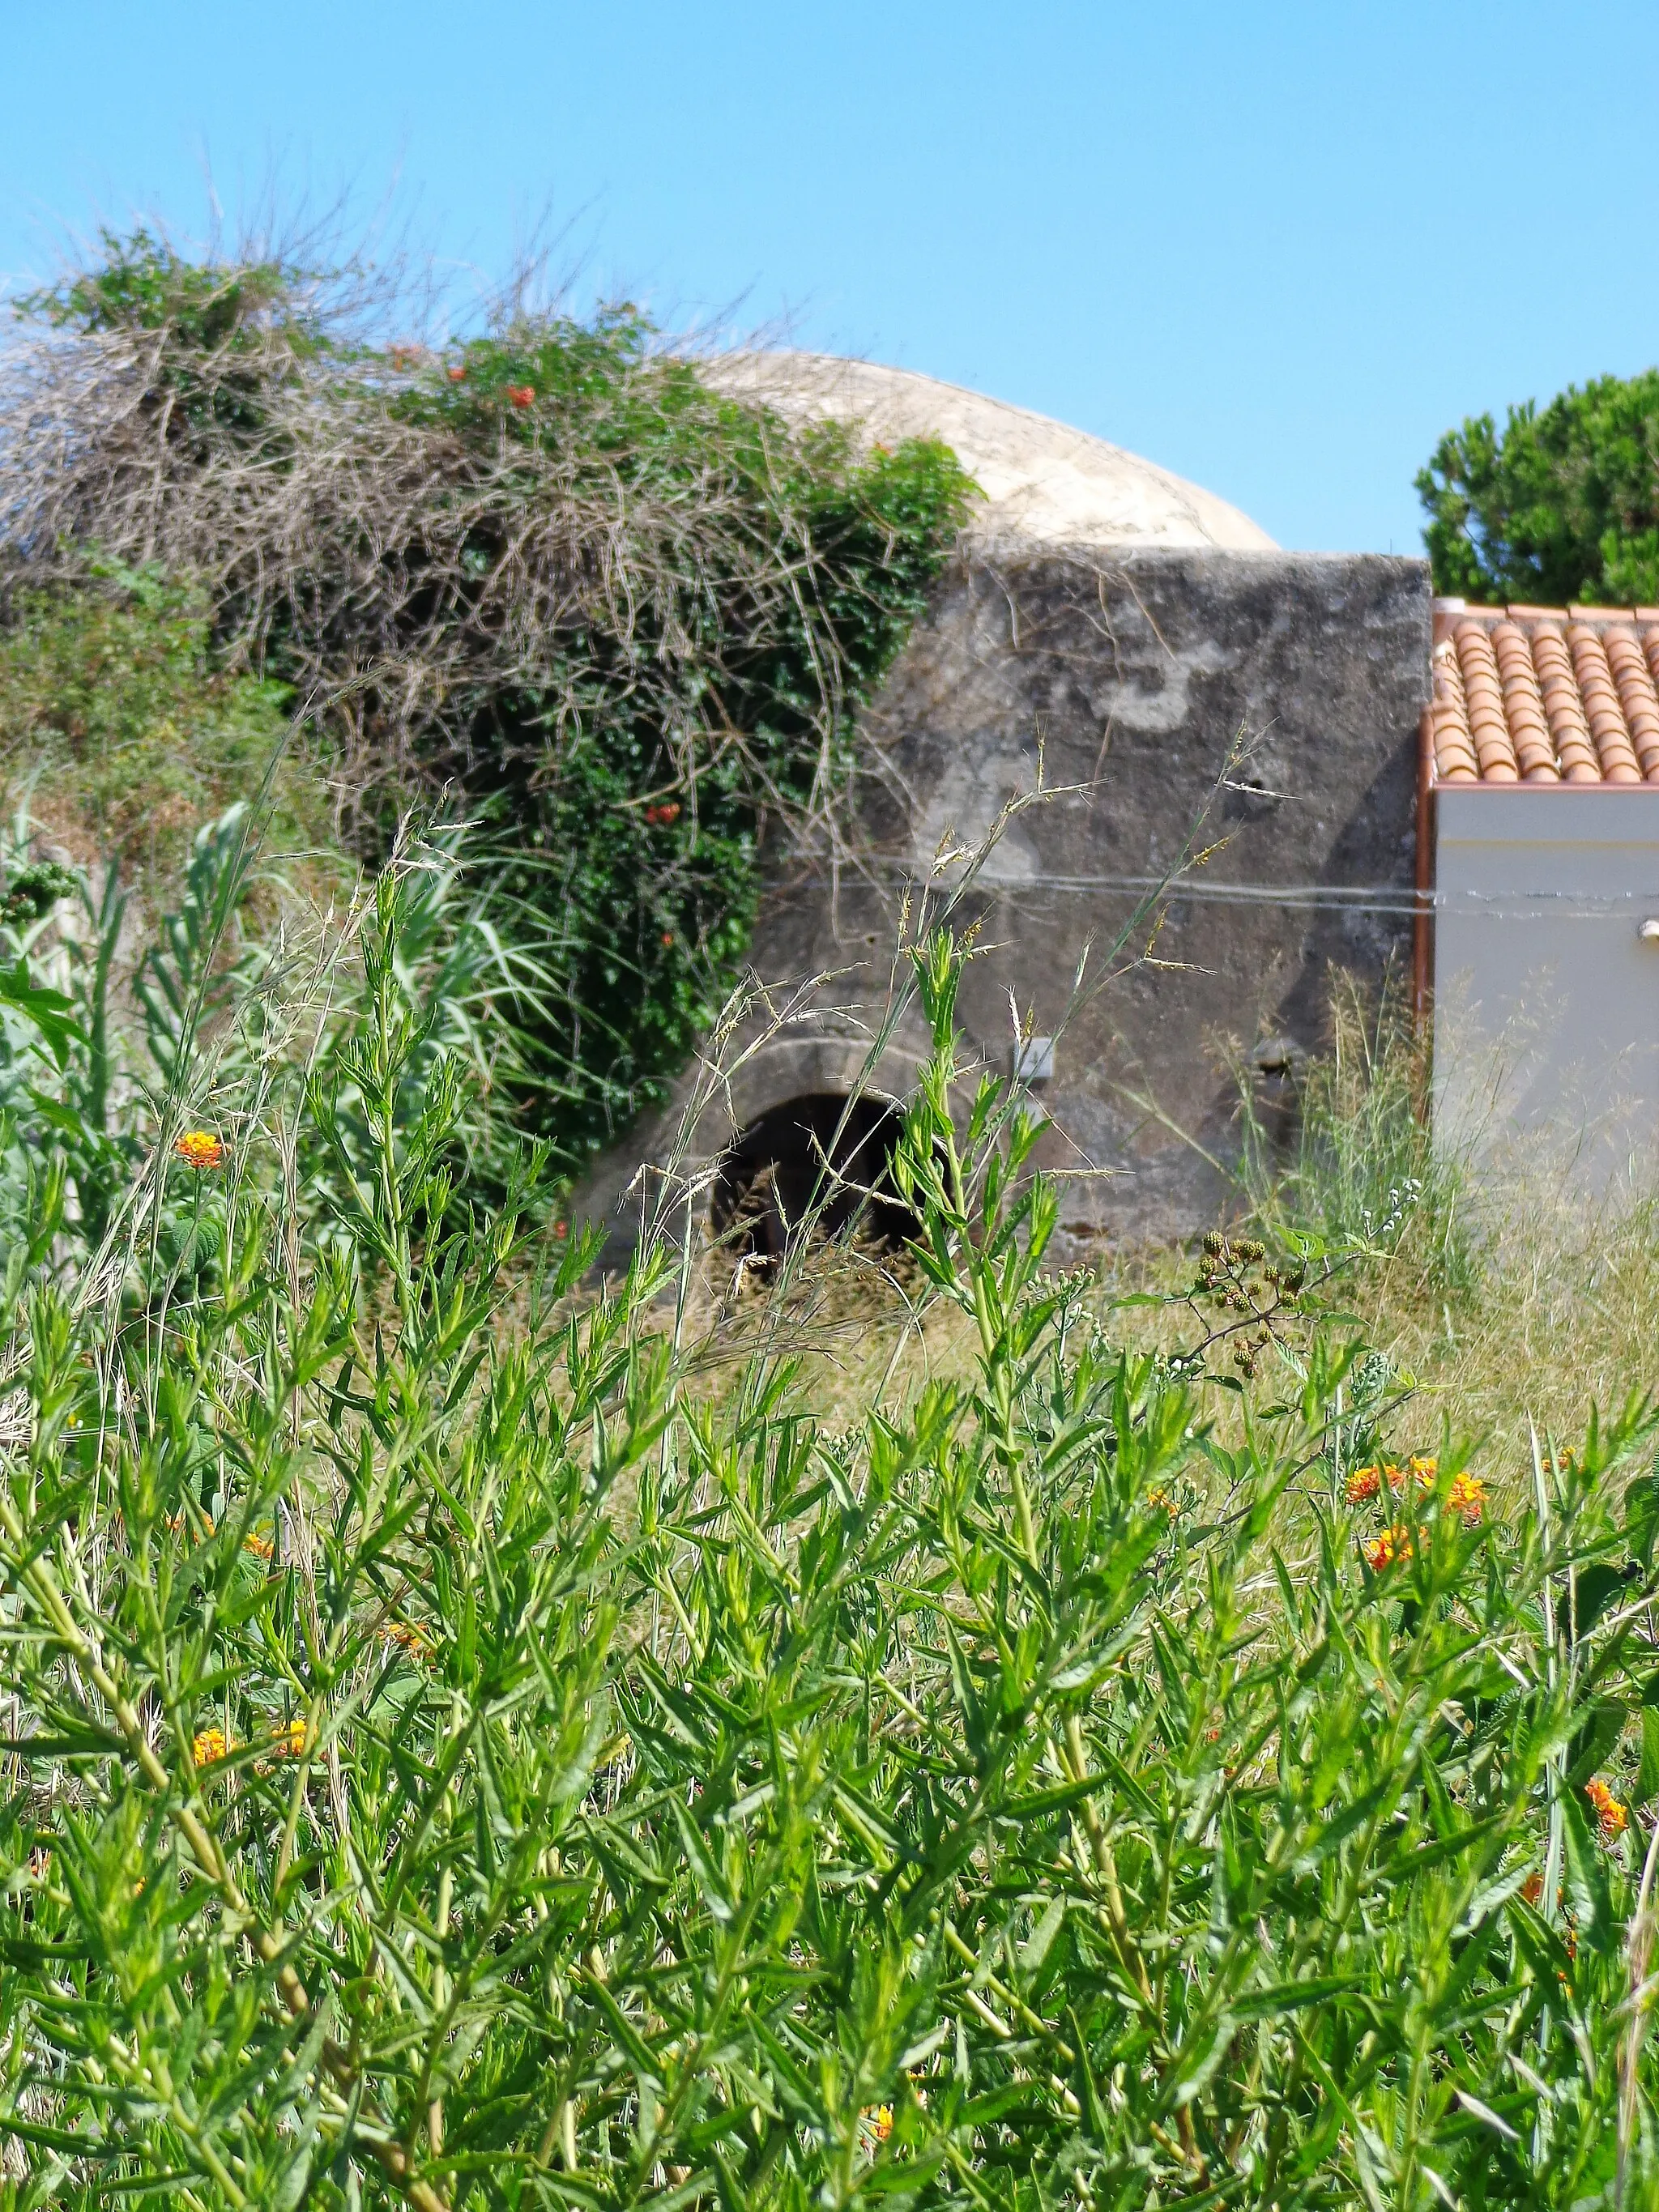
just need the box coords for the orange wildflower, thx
[505,383,535,408]
[173,1130,224,1170]
[267,1716,309,1760]
[1444,1471,1485,1524]
[1145,1485,1179,1519]
[1364,1524,1414,1571]
[1520,1871,1544,1908]
[1346,1464,1382,1504]
[864,2105,895,2143]
[1586,1778,1627,1843]
[1408,1455,1438,1485]
[384,1619,431,1660]
[191,1726,229,1767]
[243,1528,275,1561]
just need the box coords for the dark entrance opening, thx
[710,1093,919,1262]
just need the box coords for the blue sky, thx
[3,2,1657,556]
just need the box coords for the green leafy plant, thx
[2,922,1657,2208]
[0,564,331,887]
[1418,368,1659,605]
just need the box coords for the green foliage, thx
[0,796,551,1292]
[18,224,326,447]
[18,225,313,350]
[464,386,970,1156]
[384,314,975,1161]
[0,924,1656,2208]
[1235,976,1473,1303]
[1417,367,1659,604]
[7,234,975,1174]
[0,564,331,884]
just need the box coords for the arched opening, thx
[710,1093,919,1261]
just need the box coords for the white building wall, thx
[1435,787,1659,1186]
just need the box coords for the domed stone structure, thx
[578,358,1431,1262]
[710,352,1276,552]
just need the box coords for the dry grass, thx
[678,987,1659,1523]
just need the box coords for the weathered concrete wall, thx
[576,546,1430,1257]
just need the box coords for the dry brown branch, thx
[0,235,961,857]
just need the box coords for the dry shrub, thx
[0,224,974,1164]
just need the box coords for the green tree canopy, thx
[1417,369,1659,607]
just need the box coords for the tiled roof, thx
[1430,599,1659,785]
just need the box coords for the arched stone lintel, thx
[569,1028,933,1266]
[688,1034,928,1166]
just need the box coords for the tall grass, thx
[1226,977,1659,1497]
[1235,974,1473,1306]
[1,901,1657,2209]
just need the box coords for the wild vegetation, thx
[0,228,973,1171]
[0,808,1654,2205]
[2,228,1659,2211]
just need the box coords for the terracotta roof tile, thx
[1490,620,1557,780]
[1429,599,1659,786]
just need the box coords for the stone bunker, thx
[577,359,1431,1260]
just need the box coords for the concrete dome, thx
[709,352,1276,553]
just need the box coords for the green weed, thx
[0,919,1653,2208]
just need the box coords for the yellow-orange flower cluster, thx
[1444,1471,1486,1524]
[864,2105,895,2143]
[1347,1461,1414,1502]
[1363,1524,1417,1571]
[1347,1455,1482,1525]
[1586,1778,1628,1843]
[384,1619,432,1660]
[191,1726,228,1767]
[267,1716,308,1760]
[173,1130,224,1170]
[1145,1486,1179,1519]
[243,1528,275,1561]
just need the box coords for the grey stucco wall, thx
[576,545,1430,1256]
[1434,786,1659,1187]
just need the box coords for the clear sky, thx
[3,1,1657,557]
